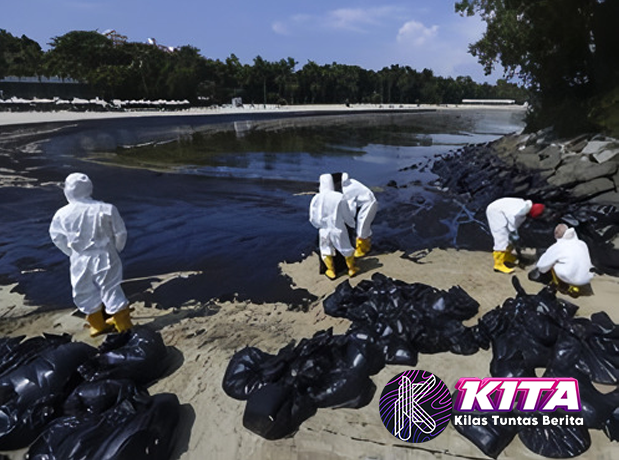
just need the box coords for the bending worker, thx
[536,224,593,297]
[309,174,359,279]
[341,172,377,257]
[49,172,133,336]
[486,197,545,273]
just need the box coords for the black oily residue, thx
[0,110,524,312]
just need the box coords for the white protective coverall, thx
[486,197,533,251]
[341,173,377,239]
[309,174,356,257]
[536,228,594,286]
[49,173,129,315]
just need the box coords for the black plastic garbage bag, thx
[556,313,619,385]
[26,393,182,460]
[544,368,619,431]
[548,332,619,386]
[305,338,377,409]
[0,341,96,450]
[226,328,382,439]
[604,406,619,442]
[518,414,591,458]
[477,282,576,378]
[64,379,146,416]
[0,334,72,378]
[286,330,377,408]
[323,280,355,318]
[78,326,168,386]
[242,383,317,440]
[222,347,280,400]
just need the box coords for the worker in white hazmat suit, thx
[486,197,545,273]
[341,172,377,257]
[49,172,133,336]
[309,174,358,279]
[536,224,593,297]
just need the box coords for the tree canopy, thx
[0,29,43,78]
[456,0,619,134]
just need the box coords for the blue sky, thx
[3,1,500,82]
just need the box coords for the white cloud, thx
[396,20,438,46]
[387,15,496,80]
[326,7,401,32]
[272,6,404,35]
[271,21,290,36]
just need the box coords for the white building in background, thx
[461,99,516,105]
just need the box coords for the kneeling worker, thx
[50,172,133,336]
[486,197,545,273]
[309,174,358,279]
[536,224,593,297]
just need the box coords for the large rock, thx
[593,147,619,164]
[515,151,544,170]
[569,177,616,200]
[538,145,562,170]
[548,159,618,187]
[582,140,614,155]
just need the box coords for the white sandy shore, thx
[0,248,617,460]
[0,103,526,127]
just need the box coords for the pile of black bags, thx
[223,273,483,440]
[324,273,481,361]
[222,328,381,440]
[224,272,619,459]
[0,326,183,460]
[454,278,619,458]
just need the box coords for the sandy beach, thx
[0,102,522,126]
[1,248,618,460]
[1,106,618,460]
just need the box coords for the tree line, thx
[0,29,527,106]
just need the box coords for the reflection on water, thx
[0,108,525,310]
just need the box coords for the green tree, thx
[0,29,43,78]
[455,0,618,133]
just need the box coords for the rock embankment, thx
[493,129,619,204]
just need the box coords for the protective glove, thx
[508,230,520,245]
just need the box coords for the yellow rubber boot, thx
[354,238,371,258]
[86,310,115,337]
[345,255,359,277]
[551,269,560,287]
[493,251,514,274]
[323,256,337,280]
[504,246,518,265]
[567,285,581,297]
[105,308,134,333]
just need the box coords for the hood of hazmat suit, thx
[309,174,355,231]
[536,228,594,286]
[64,173,94,203]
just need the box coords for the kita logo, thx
[454,378,581,412]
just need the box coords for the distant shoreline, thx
[0,103,526,128]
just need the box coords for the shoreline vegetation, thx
[1,107,619,460]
